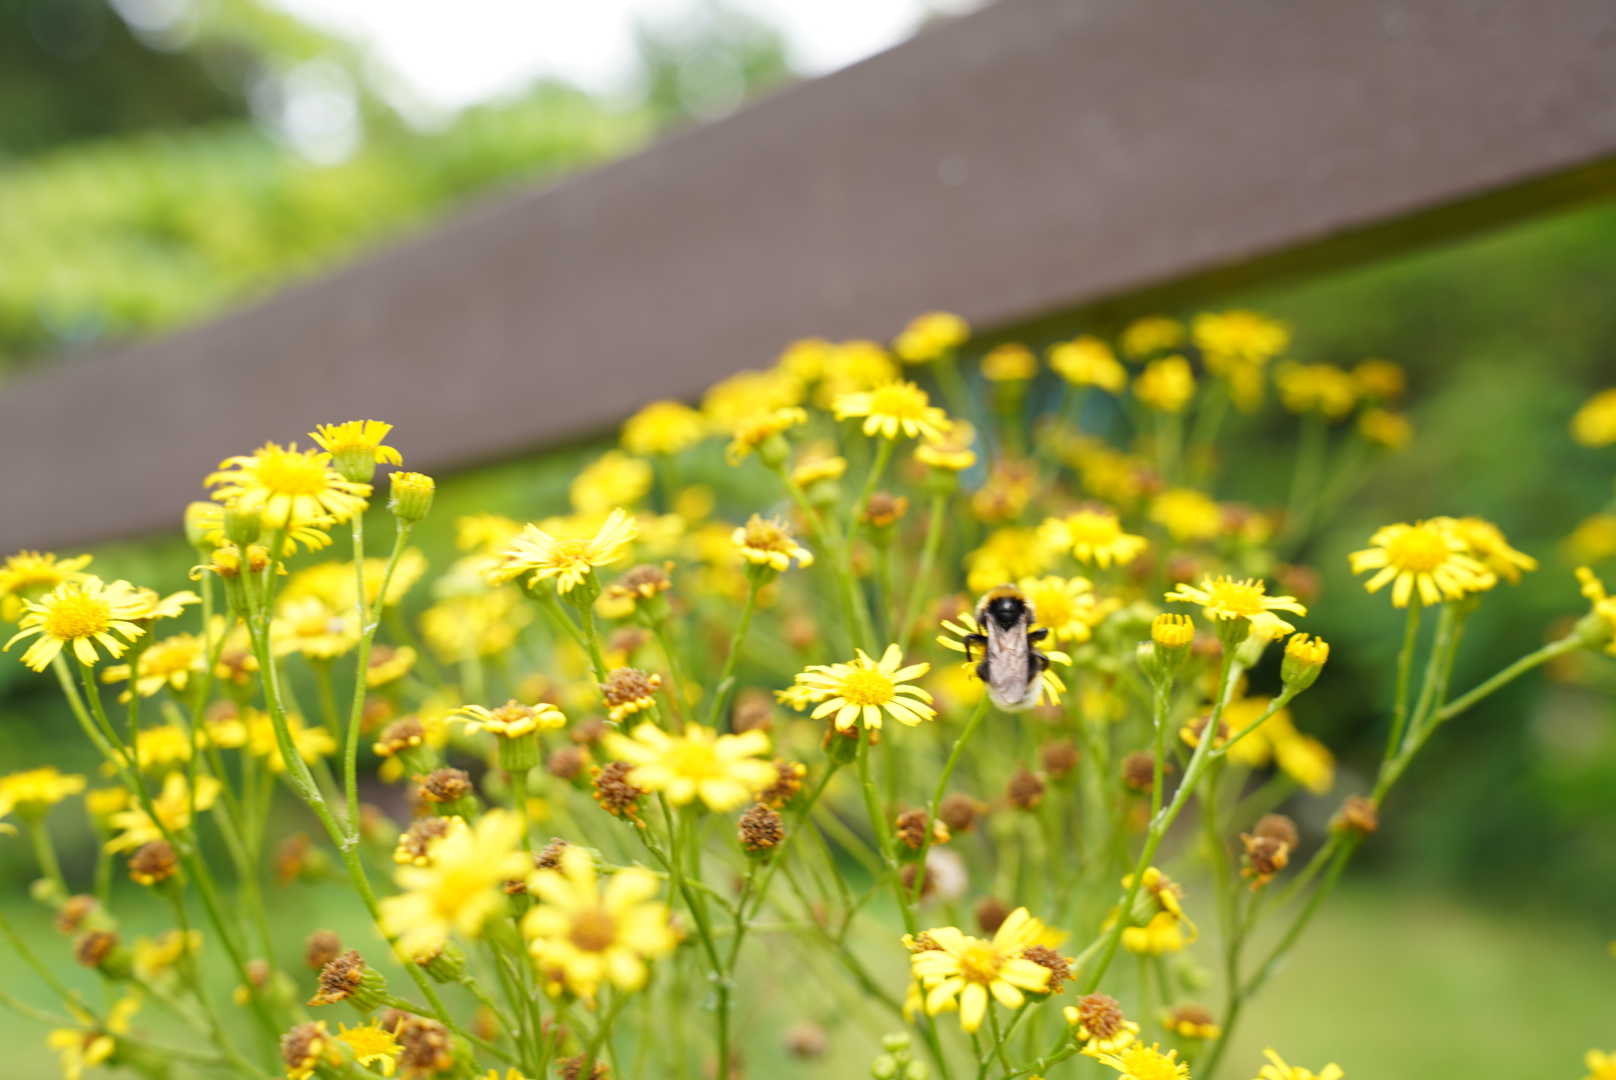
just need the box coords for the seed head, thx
[738,804,785,852]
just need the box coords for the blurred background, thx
[2,0,1614,1076]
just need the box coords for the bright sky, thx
[267,0,971,114]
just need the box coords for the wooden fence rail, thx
[3,0,1616,549]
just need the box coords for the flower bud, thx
[1212,613,1252,648]
[183,502,215,550]
[757,431,792,470]
[1281,633,1329,691]
[415,940,467,984]
[224,504,263,547]
[388,472,435,524]
[1150,613,1195,673]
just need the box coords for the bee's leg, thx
[961,633,988,663]
[1029,650,1050,682]
[976,660,992,682]
[1027,628,1050,644]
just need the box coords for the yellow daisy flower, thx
[1039,509,1149,570]
[1149,489,1223,543]
[892,311,969,363]
[5,576,149,672]
[1352,358,1405,401]
[493,508,638,594]
[1275,363,1359,419]
[120,723,201,773]
[336,1020,401,1076]
[604,723,775,812]
[1583,1050,1616,1080]
[1257,1047,1344,1080]
[1193,309,1290,366]
[792,644,936,731]
[1576,567,1616,655]
[0,550,92,622]
[1434,515,1537,585]
[724,406,809,466]
[834,381,949,442]
[1089,1041,1191,1080]
[1121,316,1185,360]
[1165,576,1307,637]
[271,596,360,660]
[1048,336,1127,392]
[1571,388,1616,447]
[981,343,1038,382]
[732,515,814,572]
[106,773,219,852]
[523,846,678,1001]
[703,368,805,428]
[1016,575,1117,644]
[1132,357,1196,413]
[1348,521,1491,607]
[777,336,836,381]
[421,589,532,661]
[48,995,139,1080]
[380,809,529,960]
[449,700,566,738]
[0,766,86,822]
[908,910,1053,1033]
[964,526,1058,593]
[571,451,654,516]
[622,400,707,456]
[205,441,371,535]
[916,418,979,472]
[102,633,206,700]
[310,419,400,461]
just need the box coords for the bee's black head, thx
[985,593,1030,631]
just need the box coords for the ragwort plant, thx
[2,311,1614,1080]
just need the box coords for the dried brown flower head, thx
[73,930,120,969]
[556,1055,610,1080]
[1121,750,1160,793]
[415,768,473,804]
[1074,993,1128,1040]
[547,744,588,781]
[974,897,1010,936]
[1039,740,1080,779]
[1333,794,1379,835]
[374,717,425,758]
[1240,833,1290,887]
[591,761,646,823]
[280,1022,327,1075]
[781,1020,828,1059]
[862,492,910,529]
[731,688,776,734]
[535,837,571,871]
[1006,766,1046,810]
[939,792,981,833]
[309,950,365,1005]
[394,816,458,867]
[397,1015,454,1076]
[128,840,178,886]
[305,929,343,971]
[56,895,100,936]
[755,760,805,808]
[894,808,930,850]
[1021,944,1072,993]
[737,804,785,852]
[600,668,661,723]
[1252,813,1299,850]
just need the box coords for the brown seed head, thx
[1074,993,1128,1040]
[862,492,910,528]
[899,862,936,901]
[280,1022,327,1073]
[416,768,472,804]
[606,626,650,660]
[1121,750,1157,793]
[305,929,343,971]
[612,563,672,599]
[1021,944,1072,993]
[1333,794,1379,835]
[1006,766,1046,810]
[556,1055,610,1080]
[56,895,100,936]
[362,696,395,733]
[731,688,776,734]
[782,1020,828,1059]
[570,717,610,745]
[738,804,785,852]
[939,793,981,833]
[374,717,425,758]
[129,840,179,886]
[395,816,456,866]
[309,950,365,1005]
[894,808,930,850]
[1039,740,1080,779]
[397,1015,455,1076]
[548,744,588,781]
[974,897,1010,936]
[1252,813,1299,850]
[1167,1002,1217,1034]
[274,832,313,886]
[73,930,119,969]
[591,761,645,822]
[1240,834,1290,885]
[600,668,660,711]
[535,837,571,871]
[755,760,805,808]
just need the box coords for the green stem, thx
[345,519,412,837]
[911,696,992,901]
[24,818,68,898]
[846,437,896,553]
[1384,601,1423,759]
[706,577,762,730]
[898,491,949,651]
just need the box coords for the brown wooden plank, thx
[5,0,1616,550]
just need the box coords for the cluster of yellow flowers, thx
[0,311,1611,1080]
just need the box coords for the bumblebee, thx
[960,585,1052,711]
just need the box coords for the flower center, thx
[667,738,722,779]
[255,451,331,497]
[550,537,594,566]
[42,593,112,640]
[1113,1046,1181,1080]
[1067,514,1120,545]
[837,667,895,707]
[957,942,1004,985]
[1206,579,1265,617]
[870,385,924,418]
[1385,526,1450,573]
[569,909,618,952]
[743,520,790,552]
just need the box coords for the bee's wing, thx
[986,623,1036,706]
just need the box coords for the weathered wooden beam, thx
[5,0,1616,549]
